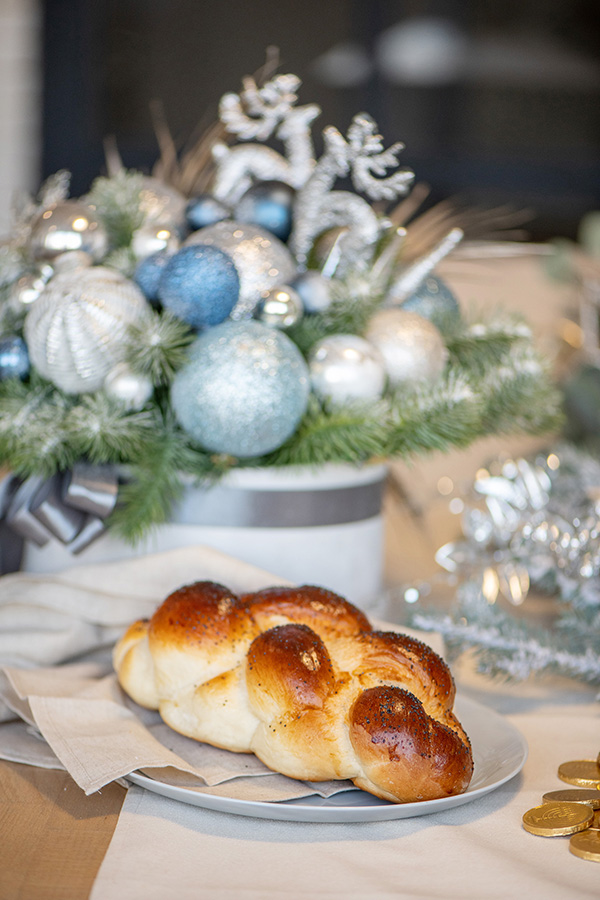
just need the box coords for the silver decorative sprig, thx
[405,445,600,688]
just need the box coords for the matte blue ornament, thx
[234,181,295,243]
[134,250,172,305]
[171,320,309,457]
[0,335,30,381]
[291,270,333,314]
[400,275,460,327]
[186,194,230,231]
[158,245,240,329]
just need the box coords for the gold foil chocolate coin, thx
[542,789,600,810]
[522,802,593,836]
[588,810,600,831]
[569,830,600,862]
[558,760,600,787]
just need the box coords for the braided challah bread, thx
[113,581,473,803]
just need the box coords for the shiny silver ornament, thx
[24,266,150,394]
[309,334,386,405]
[366,309,448,386]
[29,201,108,262]
[9,264,54,309]
[253,285,303,329]
[186,220,297,319]
[104,362,153,410]
[131,221,181,261]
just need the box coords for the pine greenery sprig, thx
[64,394,158,462]
[87,169,145,250]
[107,417,218,542]
[445,316,531,374]
[286,275,385,356]
[0,376,75,476]
[125,311,195,385]
[384,373,484,458]
[257,397,390,467]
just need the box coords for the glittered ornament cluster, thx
[0,66,562,546]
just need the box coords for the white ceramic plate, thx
[126,695,527,822]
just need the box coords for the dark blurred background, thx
[41,0,600,241]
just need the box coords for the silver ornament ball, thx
[9,264,54,309]
[291,270,333,314]
[309,334,386,405]
[185,220,297,319]
[29,201,108,262]
[131,221,181,261]
[138,176,187,228]
[253,285,303,329]
[24,266,150,394]
[366,309,448,386]
[104,362,153,410]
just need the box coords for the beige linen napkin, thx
[0,545,289,676]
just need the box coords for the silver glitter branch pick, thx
[290,116,413,272]
[346,114,414,201]
[386,227,464,304]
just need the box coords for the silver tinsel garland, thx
[400,444,600,687]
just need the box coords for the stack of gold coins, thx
[522,754,600,862]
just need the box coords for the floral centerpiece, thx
[0,64,562,560]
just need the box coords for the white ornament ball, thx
[185,220,297,319]
[366,309,448,386]
[171,320,310,458]
[104,362,153,410]
[24,267,150,394]
[309,334,386,405]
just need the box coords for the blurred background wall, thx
[1,0,599,240]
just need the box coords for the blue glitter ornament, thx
[400,276,460,327]
[134,250,172,304]
[158,245,240,329]
[171,320,309,457]
[0,335,30,381]
[186,194,230,231]
[234,181,295,242]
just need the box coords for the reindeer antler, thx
[219,74,302,142]
[346,114,414,201]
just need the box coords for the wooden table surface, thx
[0,761,125,900]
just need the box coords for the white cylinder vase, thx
[21,463,388,612]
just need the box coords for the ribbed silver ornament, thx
[24,267,150,394]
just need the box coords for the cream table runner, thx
[90,678,600,900]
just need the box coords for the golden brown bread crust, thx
[113,580,473,803]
